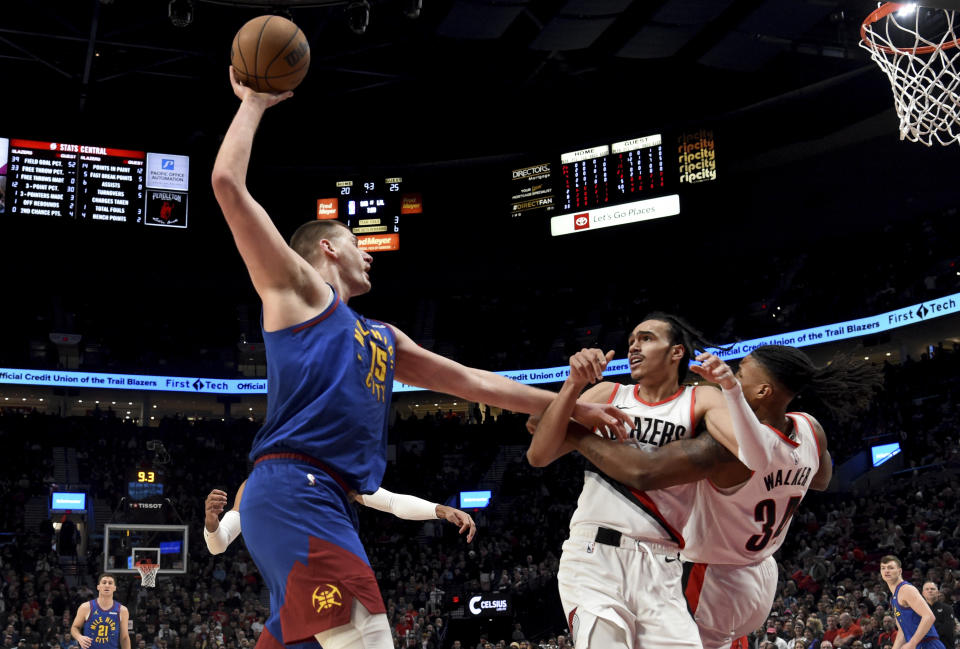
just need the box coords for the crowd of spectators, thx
[0,341,959,649]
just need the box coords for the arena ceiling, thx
[0,0,912,163]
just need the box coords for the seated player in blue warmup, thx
[880,555,946,649]
[70,574,130,649]
[211,66,632,649]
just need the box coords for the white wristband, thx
[361,487,439,520]
[204,509,241,554]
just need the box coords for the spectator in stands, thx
[923,582,957,649]
[834,613,863,645]
[877,617,898,647]
[824,616,840,645]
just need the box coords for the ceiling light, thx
[168,0,194,28]
[345,0,370,35]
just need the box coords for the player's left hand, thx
[204,489,228,532]
[690,352,738,390]
[436,505,477,543]
[571,401,632,442]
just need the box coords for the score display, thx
[3,138,189,228]
[317,177,422,252]
[511,127,717,236]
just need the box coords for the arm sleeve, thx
[723,382,775,471]
[203,509,241,555]
[361,488,439,520]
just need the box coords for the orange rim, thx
[862,2,960,55]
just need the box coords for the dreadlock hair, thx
[641,311,731,383]
[750,345,883,422]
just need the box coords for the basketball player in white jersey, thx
[561,345,879,649]
[528,312,737,649]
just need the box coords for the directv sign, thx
[467,594,512,617]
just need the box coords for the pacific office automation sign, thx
[467,593,512,617]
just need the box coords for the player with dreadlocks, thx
[553,344,881,649]
[527,312,738,649]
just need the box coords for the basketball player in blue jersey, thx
[880,556,946,649]
[212,67,631,649]
[203,483,475,649]
[69,575,130,649]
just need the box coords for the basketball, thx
[230,15,310,93]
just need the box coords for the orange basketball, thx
[230,15,310,93]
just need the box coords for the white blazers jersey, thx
[681,411,821,564]
[569,384,698,548]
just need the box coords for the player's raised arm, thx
[527,348,619,467]
[211,67,330,317]
[389,328,631,436]
[203,482,243,555]
[690,352,777,471]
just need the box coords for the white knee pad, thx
[314,599,392,649]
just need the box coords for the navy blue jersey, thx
[84,600,121,649]
[249,289,396,494]
[892,581,941,643]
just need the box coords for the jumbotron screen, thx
[0,136,189,228]
[509,127,717,236]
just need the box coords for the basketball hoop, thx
[860,2,960,145]
[135,561,159,588]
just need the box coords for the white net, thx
[860,3,960,145]
[135,563,159,588]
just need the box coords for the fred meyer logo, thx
[316,198,338,219]
[551,194,680,237]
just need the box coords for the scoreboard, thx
[510,127,717,236]
[1,137,190,228]
[317,176,422,252]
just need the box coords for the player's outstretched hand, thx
[229,66,293,107]
[77,636,92,649]
[571,401,633,442]
[689,352,738,390]
[436,505,477,543]
[205,489,228,532]
[568,348,614,387]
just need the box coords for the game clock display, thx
[317,176,422,252]
[127,466,165,500]
[2,137,190,228]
